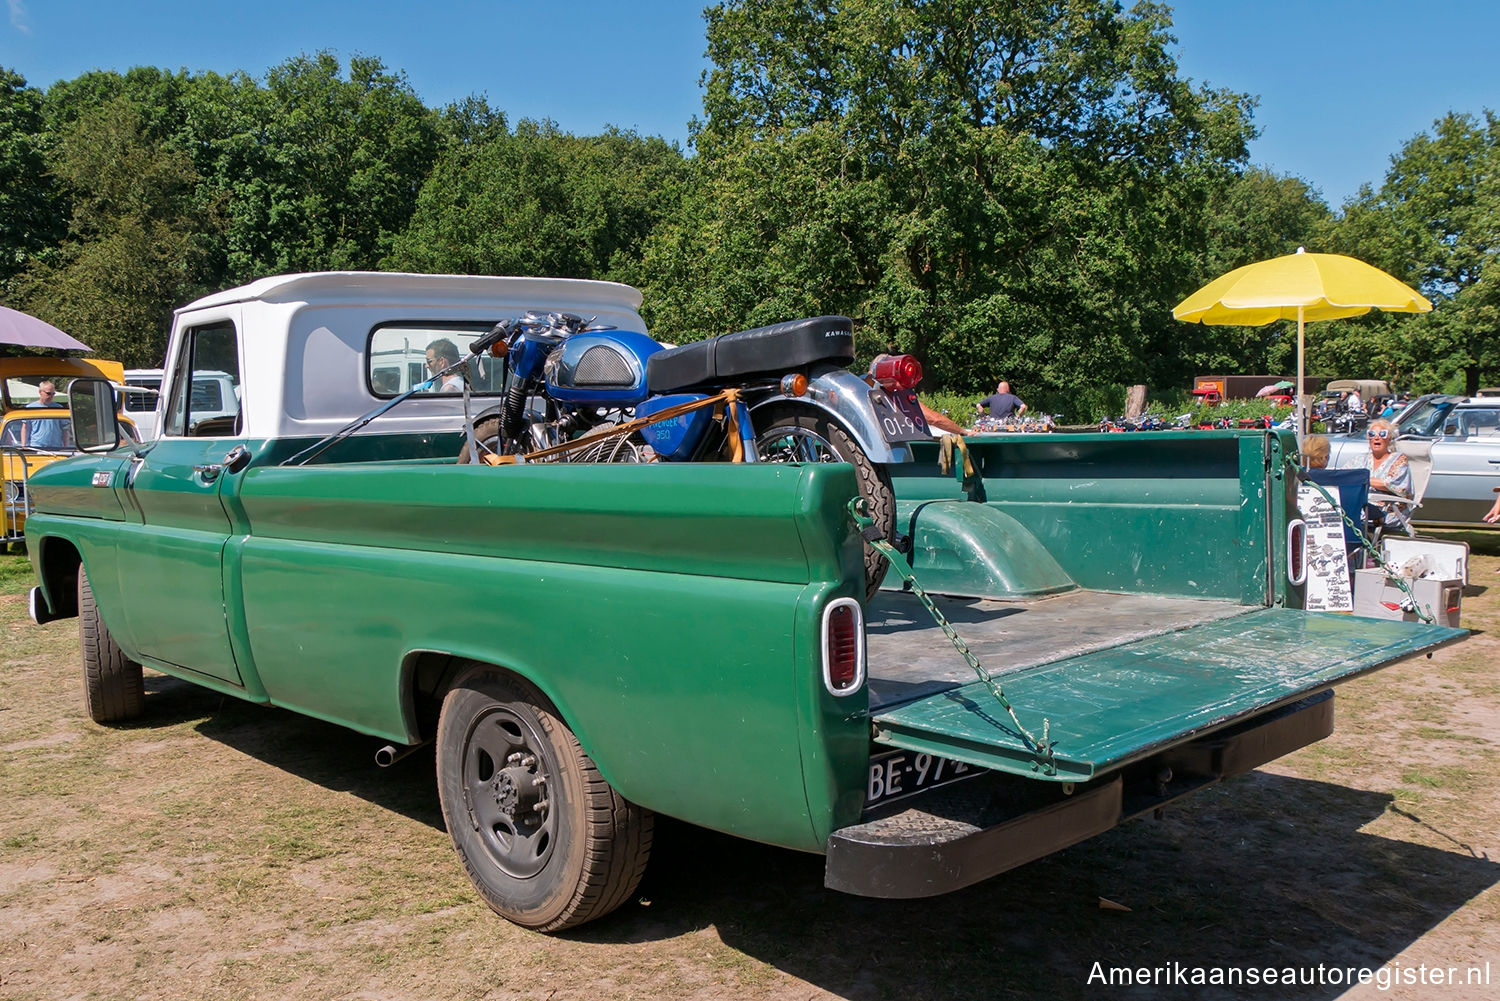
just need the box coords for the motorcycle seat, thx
[646,315,855,393]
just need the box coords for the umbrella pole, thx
[1296,306,1307,448]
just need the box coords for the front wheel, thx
[436,669,653,931]
[754,408,896,601]
[78,566,144,723]
[457,416,503,464]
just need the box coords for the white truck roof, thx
[177,272,644,314]
[166,272,650,441]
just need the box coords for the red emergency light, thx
[870,354,923,392]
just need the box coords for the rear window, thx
[191,379,224,412]
[367,323,505,398]
[122,378,160,413]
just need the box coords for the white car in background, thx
[122,368,240,440]
[1324,394,1500,526]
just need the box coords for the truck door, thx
[112,314,246,685]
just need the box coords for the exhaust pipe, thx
[375,742,427,768]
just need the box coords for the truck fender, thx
[30,535,82,621]
[398,647,610,784]
[748,366,916,464]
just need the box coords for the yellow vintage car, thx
[2,357,136,541]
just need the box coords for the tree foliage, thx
[388,121,687,282]
[639,0,1256,392]
[0,69,65,293]
[183,53,444,278]
[1,15,1495,399]
[1321,111,1500,393]
[14,96,220,365]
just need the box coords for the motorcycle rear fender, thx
[750,365,916,464]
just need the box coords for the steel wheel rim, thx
[461,706,558,879]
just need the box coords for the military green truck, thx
[24,273,1463,931]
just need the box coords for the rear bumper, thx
[824,691,1334,899]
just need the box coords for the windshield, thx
[1397,398,1458,437]
[2,376,70,412]
[1,415,73,450]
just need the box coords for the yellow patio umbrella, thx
[1173,247,1432,438]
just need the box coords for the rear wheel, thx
[78,566,144,723]
[436,668,652,931]
[755,407,896,600]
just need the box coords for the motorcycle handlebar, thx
[469,318,515,356]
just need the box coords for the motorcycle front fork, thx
[733,401,760,462]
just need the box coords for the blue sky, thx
[4,1,1498,208]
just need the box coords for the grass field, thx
[1,539,1496,1000]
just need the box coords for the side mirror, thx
[68,378,121,452]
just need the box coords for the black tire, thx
[754,407,896,601]
[78,566,144,724]
[436,668,653,931]
[457,416,503,464]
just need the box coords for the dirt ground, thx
[1,538,1496,1001]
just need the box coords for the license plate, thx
[870,388,932,444]
[866,748,981,808]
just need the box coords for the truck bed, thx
[865,589,1254,712]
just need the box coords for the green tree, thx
[0,68,65,294]
[641,0,1255,393]
[14,97,221,365]
[1182,167,1332,376]
[389,121,687,284]
[188,53,444,279]
[1324,111,1500,393]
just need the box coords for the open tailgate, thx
[871,609,1464,783]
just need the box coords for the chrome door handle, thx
[194,446,249,484]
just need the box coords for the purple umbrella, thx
[0,305,91,351]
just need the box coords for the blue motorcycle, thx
[460,311,931,598]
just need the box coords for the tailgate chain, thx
[849,497,1056,775]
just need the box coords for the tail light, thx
[821,597,866,695]
[1286,519,1307,586]
[870,354,923,392]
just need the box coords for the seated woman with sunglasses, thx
[1365,419,1412,532]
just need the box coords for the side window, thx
[367,323,503,397]
[163,322,242,438]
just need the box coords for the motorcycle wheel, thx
[458,416,503,464]
[754,407,896,601]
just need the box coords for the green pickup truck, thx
[25,273,1464,931]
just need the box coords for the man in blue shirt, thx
[21,381,66,449]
